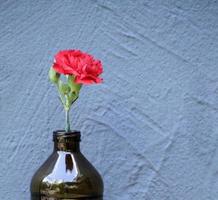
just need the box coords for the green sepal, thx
[58,80,71,95]
[49,67,60,84]
[67,75,82,96]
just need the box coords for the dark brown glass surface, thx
[30,130,104,200]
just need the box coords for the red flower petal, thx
[52,49,103,84]
[75,74,103,85]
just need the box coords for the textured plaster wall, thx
[0,0,218,200]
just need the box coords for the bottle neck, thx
[53,130,81,153]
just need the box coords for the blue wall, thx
[0,0,218,199]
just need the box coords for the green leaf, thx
[49,67,60,84]
[68,92,77,103]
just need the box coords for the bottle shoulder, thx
[31,152,58,187]
[31,151,103,198]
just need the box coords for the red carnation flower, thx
[53,50,103,84]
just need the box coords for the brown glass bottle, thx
[30,130,104,200]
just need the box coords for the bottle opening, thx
[53,130,81,142]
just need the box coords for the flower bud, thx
[49,67,60,84]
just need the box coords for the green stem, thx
[65,108,70,132]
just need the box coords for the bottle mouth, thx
[53,130,81,142]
